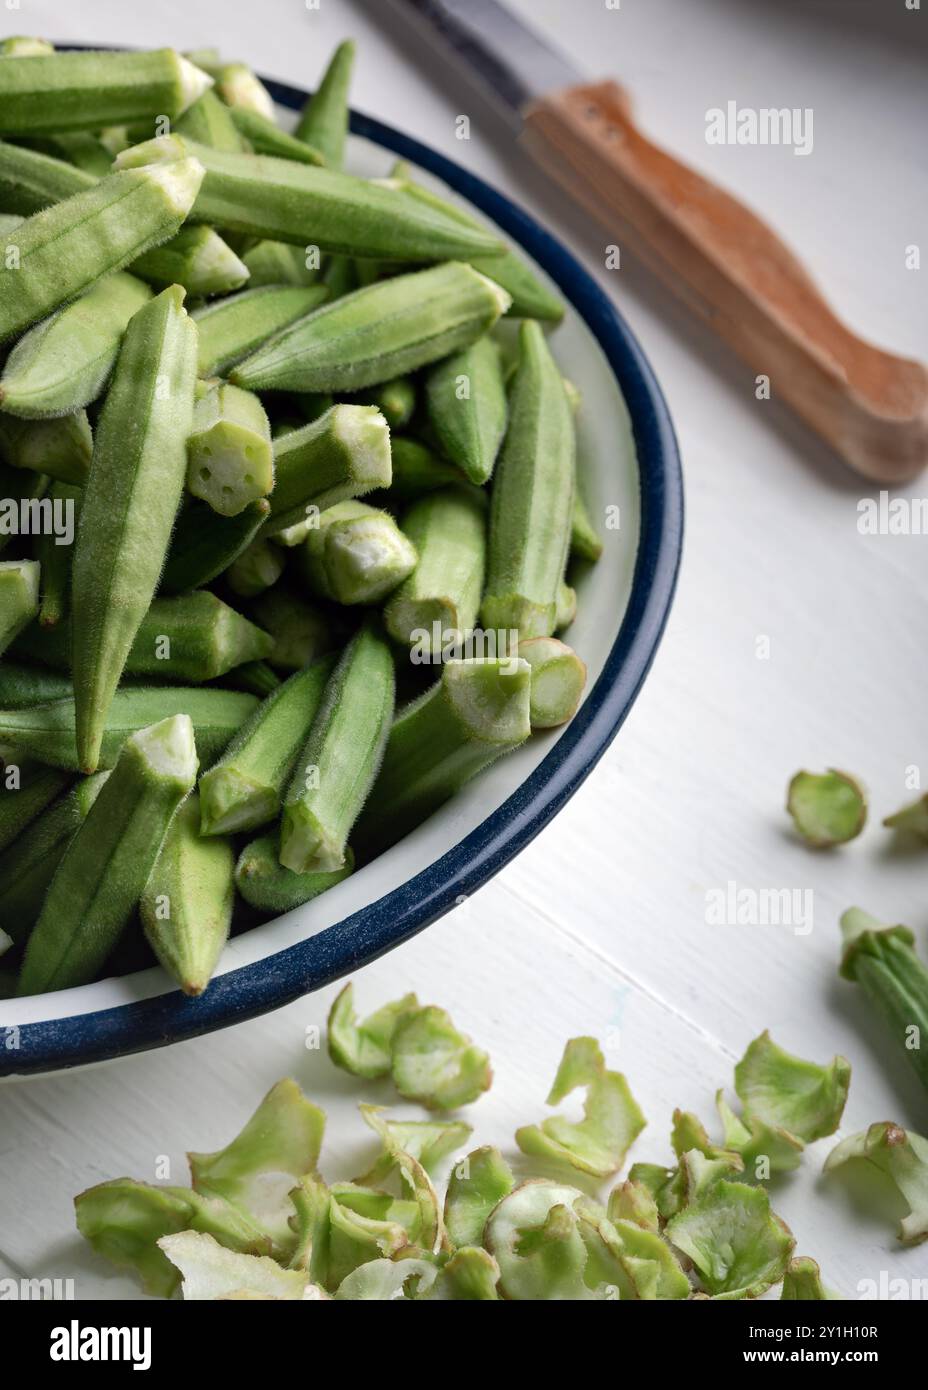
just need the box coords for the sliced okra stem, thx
[0,659,72,706]
[294,39,355,168]
[226,536,285,598]
[0,771,107,943]
[0,272,152,419]
[0,155,204,342]
[0,558,40,655]
[71,286,199,771]
[0,750,70,852]
[280,623,395,873]
[296,501,418,606]
[132,225,248,298]
[262,404,391,537]
[387,437,468,500]
[35,481,81,627]
[17,713,198,995]
[200,655,334,836]
[248,587,334,671]
[175,88,249,152]
[230,262,511,393]
[192,284,328,377]
[0,48,212,135]
[0,137,95,214]
[160,498,270,595]
[186,382,274,517]
[223,661,281,698]
[482,321,575,640]
[384,487,486,653]
[0,686,256,774]
[0,409,92,483]
[357,376,417,431]
[140,793,234,996]
[425,335,508,485]
[235,833,353,914]
[356,656,531,857]
[241,239,322,288]
[228,107,325,165]
[518,637,587,729]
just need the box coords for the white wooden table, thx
[2,0,927,1300]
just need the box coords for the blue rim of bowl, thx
[3,71,683,1076]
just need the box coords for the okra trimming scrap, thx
[0,38,603,999]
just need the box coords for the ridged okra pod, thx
[192,284,328,377]
[0,660,72,706]
[248,587,333,671]
[0,409,92,484]
[263,404,391,537]
[235,834,353,914]
[358,376,416,431]
[280,623,395,873]
[0,272,152,418]
[294,40,355,168]
[385,488,486,653]
[518,637,587,729]
[387,437,467,500]
[481,321,575,640]
[0,48,212,135]
[0,687,257,772]
[0,155,204,342]
[161,498,270,594]
[186,382,274,517]
[140,792,234,996]
[0,750,70,852]
[241,239,322,288]
[357,656,531,856]
[17,714,198,995]
[225,661,281,698]
[571,489,603,563]
[425,335,507,485]
[228,107,324,165]
[35,481,81,627]
[175,88,248,152]
[36,132,114,178]
[0,558,40,654]
[0,138,96,214]
[231,262,511,393]
[225,536,284,597]
[132,225,248,298]
[296,501,418,606]
[0,772,106,943]
[199,655,334,836]
[71,286,198,771]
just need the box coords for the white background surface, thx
[2,0,927,1301]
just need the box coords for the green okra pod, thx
[235,834,353,915]
[322,253,358,300]
[384,487,486,653]
[226,537,284,598]
[0,462,49,557]
[296,500,418,607]
[161,498,270,595]
[17,713,198,995]
[0,137,96,214]
[175,88,249,152]
[140,792,235,996]
[132,225,249,298]
[71,285,198,771]
[357,377,417,431]
[840,909,928,1095]
[0,750,70,852]
[194,59,275,120]
[241,238,322,287]
[387,437,468,500]
[555,581,577,632]
[0,272,152,418]
[0,38,55,57]
[228,107,325,165]
[186,382,274,517]
[482,321,575,640]
[0,48,212,135]
[280,623,395,873]
[0,770,107,941]
[425,335,507,485]
[571,489,603,563]
[230,262,511,393]
[248,587,333,671]
[357,656,531,856]
[294,40,355,168]
[0,409,92,484]
[0,558,40,654]
[199,655,334,836]
[35,481,81,627]
[225,661,281,698]
[263,404,392,537]
[517,637,587,729]
[0,154,204,342]
[192,284,328,377]
[31,132,113,178]
[0,659,72,706]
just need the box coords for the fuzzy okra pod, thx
[132,225,248,298]
[235,834,353,914]
[0,660,72,706]
[0,409,92,484]
[0,48,212,135]
[0,687,257,771]
[231,263,511,394]
[187,382,274,516]
[226,537,284,597]
[161,499,270,594]
[0,38,55,57]
[482,321,575,640]
[241,239,321,288]
[294,40,355,167]
[296,501,418,607]
[518,637,587,729]
[248,588,333,671]
[175,88,249,152]
[0,138,96,214]
[387,437,468,500]
[0,559,40,654]
[228,107,324,165]
[384,487,486,653]
[571,489,603,563]
[263,404,391,537]
[356,656,531,857]
[229,661,282,698]
[280,623,395,873]
[359,377,417,431]
[17,714,198,995]
[199,656,334,836]
[0,771,107,942]
[0,154,204,342]
[0,272,152,418]
[0,751,70,852]
[425,336,507,485]
[192,285,328,377]
[71,285,198,771]
[194,59,275,120]
[35,481,81,627]
[140,793,234,996]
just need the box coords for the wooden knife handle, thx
[523,81,928,483]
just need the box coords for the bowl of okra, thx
[0,40,682,1075]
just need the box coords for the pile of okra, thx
[0,39,602,999]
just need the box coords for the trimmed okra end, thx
[444,657,532,747]
[130,713,199,789]
[176,55,216,113]
[0,559,40,655]
[279,802,345,876]
[199,766,278,838]
[518,637,587,729]
[786,768,867,848]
